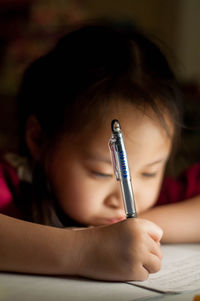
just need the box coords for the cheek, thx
[54,173,103,221]
[135,187,157,213]
[134,178,162,213]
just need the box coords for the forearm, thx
[0,214,164,281]
[0,214,80,275]
[139,195,200,243]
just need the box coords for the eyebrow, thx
[84,153,112,165]
[85,153,166,167]
[145,159,166,167]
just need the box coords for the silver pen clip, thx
[109,137,120,181]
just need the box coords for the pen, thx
[109,119,137,218]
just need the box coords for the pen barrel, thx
[114,132,137,218]
[120,179,137,218]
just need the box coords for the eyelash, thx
[92,171,113,178]
[91,171,158,179]
[142,172,157,178]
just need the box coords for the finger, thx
[143,253,162,274]
[142,219,163,242]
[131,265,149,281]
[150,239,163,260]
[145,232,163,259]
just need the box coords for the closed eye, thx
[142,172,157,178]
[92,171,113,178]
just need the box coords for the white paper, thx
[129,244,200,293]
[0,273,159,301]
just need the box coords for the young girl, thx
[0,23,199,282]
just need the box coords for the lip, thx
[104,216,126,224]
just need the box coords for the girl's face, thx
[41,102,173,226]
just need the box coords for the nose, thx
[104,183,124,210]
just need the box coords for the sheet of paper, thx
[129,244,200,293]
[0,273,159,301]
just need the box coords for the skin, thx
[41,102,172,227]
[32,100,200,243]
[0,213,162,281]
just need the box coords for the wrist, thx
[57,227,91,277]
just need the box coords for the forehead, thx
[76,101,173,161]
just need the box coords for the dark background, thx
[0,0,199,176]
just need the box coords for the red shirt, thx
[157,162,200,205]
[0,158,200,219]
[0,159,21,218]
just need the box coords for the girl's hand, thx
[73,218,163,281]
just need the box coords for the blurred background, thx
[0,0,199,175]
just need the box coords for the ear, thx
[25,115,46,161]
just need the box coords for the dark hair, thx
[17,23,182,226]
[18,23,182,155]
